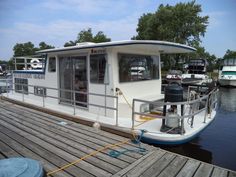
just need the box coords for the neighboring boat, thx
[2,40,218,145]
[166,70,182,84]
[219,58,236,87]
[182,59,212,85]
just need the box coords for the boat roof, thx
[36,40,196,54]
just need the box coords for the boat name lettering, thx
[14,73,45,79]
[91,49,106,55]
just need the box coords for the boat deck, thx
[0,99,235,177]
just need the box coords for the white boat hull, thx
[219,79,236,87]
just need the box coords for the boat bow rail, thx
[131,87,218,135]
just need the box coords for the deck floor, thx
[0,99,235,177]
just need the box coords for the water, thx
[161,87,236,171]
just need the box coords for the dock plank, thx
[122,150,166,177]
[0,130,73,177]
[0,116,111,177]
[157,155,188,177]
[0,140,22,158]
[193,163,213,177]
[0,102,147,159]
[175,159,200,177]
[0,108,137,165]
[211,167,228,177]
[229,171,236,177]
[0,124,90,177]
[0,99,235,177]
[0,110,133,171]
[139,152,175,177]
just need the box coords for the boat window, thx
[90,54,107,84]
[118,53,159,82]
[15,78,28,94]
[48,57,56,72]
[34,86,46,96]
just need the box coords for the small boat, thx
[166,70,182,84]
[182,59,212,85]
[219,58,236,87]
[1,40,218,145]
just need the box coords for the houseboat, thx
[219,58,236,87]
[2,40,218,145]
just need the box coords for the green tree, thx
[134,1,208,46]
[13,42,36,57]
[38,41,55,50]
[223,49,236,59]
[64,28,111,47]
[13,41,54,56]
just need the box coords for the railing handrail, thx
[2,80,119,125]
[131,88,219,134]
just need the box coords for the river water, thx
[161,87,236,171]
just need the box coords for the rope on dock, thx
[46,139,130,176]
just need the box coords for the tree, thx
[64,28,111,47]
[223,49,236,59]
[134,1,209,46]
[13,42,36,57]
[38,42,55,50]
[13,41,55,56]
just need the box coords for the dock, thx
[0,99,235,177]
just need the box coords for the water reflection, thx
[219,87,236,112]
[161,137,212,163]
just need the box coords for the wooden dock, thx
[0,99,235,177]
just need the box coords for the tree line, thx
[1,0,235,71]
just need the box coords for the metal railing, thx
[1,80,119,125]
[131,87,218,135]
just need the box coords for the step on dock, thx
[0,100,235,177]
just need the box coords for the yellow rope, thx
[46,139,130,176]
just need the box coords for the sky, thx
[0,0,235,60]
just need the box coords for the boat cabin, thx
[12,40,195,120]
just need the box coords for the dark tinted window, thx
[90,54,106,84]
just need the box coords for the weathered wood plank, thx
[0,102,147,159]
[0,110,133,170]
[0,130,73,177]
[0,100,153,151]
[211,167,228,177]
[0,153,6,159]
[111,151,156,177]
[0,140,22,158]
[229,171,236,177]
[0,108,138,165]
[123,150,167,177]
[157,155,188,177]
[176,159,201,177]
[193,163,213,177]
[0,124,93,177]
[0,117,109,177]
[139,153,175,177]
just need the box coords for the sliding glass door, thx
[59,55,87,107]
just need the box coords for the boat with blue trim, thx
[1,40,218,145]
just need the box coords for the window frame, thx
[15,78,28,94]
[89,54,107,84]
[118,53,160,83]
[48,57,56,73]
